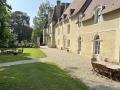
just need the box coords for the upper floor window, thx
[70,9,75,15]
[78,36,82,51]
[67,24,70,34]
[59,18,62,22]
[78,13,84,26]
[63,14,67,19]
[94,6,103,24]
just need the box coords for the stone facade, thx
[47,0,120,63]
[47,0,70,48]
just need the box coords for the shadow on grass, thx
[0,62,88,90]
[0,53,32,63]
[23,53,31,57]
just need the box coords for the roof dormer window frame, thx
[58,17,62,24]
[63,14,67,19]
[94,5,103,24]
[70,9,75,15]
[78,13,84,27]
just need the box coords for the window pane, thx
[94,36,100,54]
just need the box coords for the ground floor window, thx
[63,35,66,48]
[78,37,82,51]
[94,35,100,54]
[67,40,70,47]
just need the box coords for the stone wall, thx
[55,9,120,63]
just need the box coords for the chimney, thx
[56,0,61,18]
[57,0,61,6]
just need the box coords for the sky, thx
[7,0,72,26]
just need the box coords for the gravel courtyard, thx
[41,46,120,90]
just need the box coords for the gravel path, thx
[40,46,120,90]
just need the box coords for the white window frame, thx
[94,35,101,54]
[94,6,102,24]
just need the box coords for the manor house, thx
[46,0,120,63]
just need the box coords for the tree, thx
[0,0,14,47]
[12,11,33,43]
[32,0,51,45]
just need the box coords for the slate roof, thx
[83,0,120,21]
[52,3,70,21]
[62,0,86,17]
[61,0,120,21]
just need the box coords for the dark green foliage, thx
[12,11,33,42]
[0,48,46,63]
[32,0,51,44]
[0,0,15,48]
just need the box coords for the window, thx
[78,37,82,51]
[94,35,100,54]
[70,9,75,15]
[94,6,102,24]
[63,35,66,48]
[59,18,62,22]
[78,13,84,26]
[67,40,70,47]
[67,24,70,34]
[63,14,67,19]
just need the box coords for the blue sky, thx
[8,0,72,26]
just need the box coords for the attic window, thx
[94,6,103,24]
[70,9,75,15]
[64,14,67,19]
[78,13,84,22]
[59,18,62,22]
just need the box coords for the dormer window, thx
[78,13,84,26]
[70,9,75,15]
[63,14,67,19]
[59,17,62,22]
[94,6,103,24]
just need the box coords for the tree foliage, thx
[12,11,33,42]
[32,0,51,44]
[0,0,14,47]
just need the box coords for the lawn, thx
[0,48,46,63]
[0,63,87,90]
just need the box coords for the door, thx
[93,35,101,60]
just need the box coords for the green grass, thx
[0,48,46,63]
[0,63,87,90]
